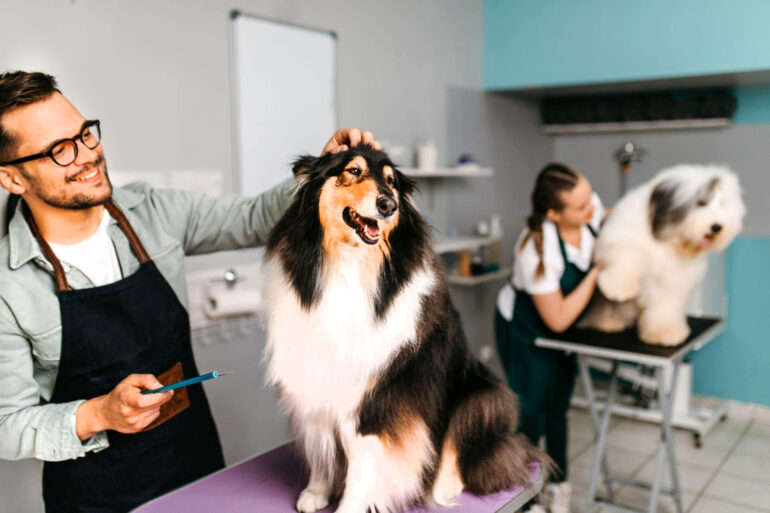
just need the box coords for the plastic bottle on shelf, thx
[458,250,472,277]
[489,214,503,265]
[416,138,438,171]
[476,219,490,237]
[471,248,485,276]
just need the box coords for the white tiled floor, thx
[562,408,770,513]
[634,459,715,493]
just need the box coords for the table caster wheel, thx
[693,433,703,449]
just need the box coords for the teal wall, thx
[692,237,770,406]
[485,0,770,91]
[734,88,770,124]
[486,1,770,407]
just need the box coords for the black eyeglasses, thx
[0,119,101,167]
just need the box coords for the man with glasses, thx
[0,70,379,513]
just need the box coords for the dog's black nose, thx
[376,196,397,217]
[711,223,722,234]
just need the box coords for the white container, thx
[490,214,503,239]
[416,139,438,171]
[476,220,490,237]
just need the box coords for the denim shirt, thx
[0,178,294,462]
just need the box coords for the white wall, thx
[0,0,482,190]
[0,1,485,511]
[0,2,557,511]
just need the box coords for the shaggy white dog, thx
[581,164,745,346]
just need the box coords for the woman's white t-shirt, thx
[496,192,604,321]
[48,210,123,287]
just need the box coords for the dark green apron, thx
[494,224,595,482]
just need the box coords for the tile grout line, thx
[567,413,627,464]
[611,447,657,505]
[718,465,770,488]
[685,419,760,513]
[566,415,617,513]
[571,415,770,512]
[571,418,658,512]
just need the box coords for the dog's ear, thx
[291,152,347,185]
[292,154,320,178]
[291,154,328,189]
[393,168,417,197]
[649,179,689,238]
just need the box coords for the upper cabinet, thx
[484,0,770,94]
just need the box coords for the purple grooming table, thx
[132,442,544,513]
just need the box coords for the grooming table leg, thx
[654,363,684,513]
[577,355,616,502]
[583,360,618,513]
[647,433,667,513]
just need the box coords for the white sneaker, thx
[524,505,546,513]
[546,482,572,513]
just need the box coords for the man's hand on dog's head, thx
[322,128,381,155]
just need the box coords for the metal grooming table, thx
[536,316,724,513]
[132,442,545,513]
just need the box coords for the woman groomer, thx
[495,163,605,512]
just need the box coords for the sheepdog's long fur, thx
[581,164,745,345]
[264,146,544,513]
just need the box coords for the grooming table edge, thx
[535,318,724,368]
[132,442,545,513]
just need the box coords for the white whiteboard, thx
[231,12,336,195]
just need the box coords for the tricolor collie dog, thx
[581,164,745,346]
[264,146,543,513]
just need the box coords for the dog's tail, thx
[449,361,553,494]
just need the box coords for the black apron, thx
[494,224,595,482]
[24,200,224,513]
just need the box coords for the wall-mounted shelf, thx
[542,118,731,135]
[401,167,494,178]
[433,236,500,254]
[447,269,511,286]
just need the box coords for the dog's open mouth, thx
[698,232,718,250]
[343,207,380,245]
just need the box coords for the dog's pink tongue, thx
[698,237,711,250]
[366,224,380,239]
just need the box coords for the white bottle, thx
[476,220,490,237]
[417,139,438,171]
[490,214,503,239]
[489,214,503,266]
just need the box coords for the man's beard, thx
[23,155,113,210]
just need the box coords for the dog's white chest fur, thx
[264,254,435,417]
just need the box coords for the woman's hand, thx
[532,266,603,333]
[587,262,604,281]
[322,128,381,154]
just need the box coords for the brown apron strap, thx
[22,198,151,293]
[104,199,150,264]
[22,203,70,293]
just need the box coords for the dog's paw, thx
[546,482,572,513]
[431,468,464,506]
[639,323,690,346]
[597,269,639,302]
[296,488,330,513]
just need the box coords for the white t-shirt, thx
[496,192,604,320]
[48,210,123,287]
